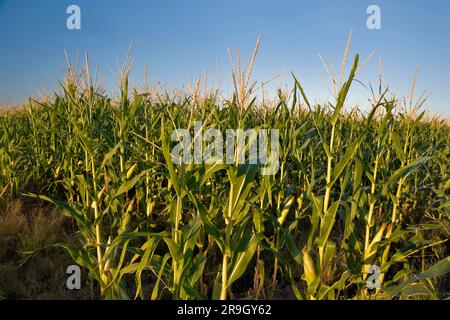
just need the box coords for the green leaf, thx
[291,73,311,109]
[392,132,406,164]
[115,169,152,196]
[421,256,450,279]
[198,163,227,188]
[226,164,258,222]
[135,237,160,299]
[316,200,340,249]
[188,193,223,251]
[330,134,364,188]
[332,54,359,125]
[161,124,181,196]
[382,156,432,195]
[227,234,259,286]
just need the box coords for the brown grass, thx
[0,198,92,299]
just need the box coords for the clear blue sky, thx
[0,0,449,116]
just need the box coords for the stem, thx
[93,202,103,270]
[323,124,335,215]
[145,104,151,217]
[91,156,104,295]
[220,253,229,300]
[380,127,410,286]
[364,158,379,254]
[174,196,182,244]
[119,145,125,174]
[173,195,182,297]
[271,256,278,292]
[321,123,335,266]
[221,222,231,300]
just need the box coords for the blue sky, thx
[0,0,449,116]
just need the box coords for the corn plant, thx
[0,40,448,300]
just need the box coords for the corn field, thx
[0,48,449,300]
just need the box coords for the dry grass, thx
[0,198,92,299]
